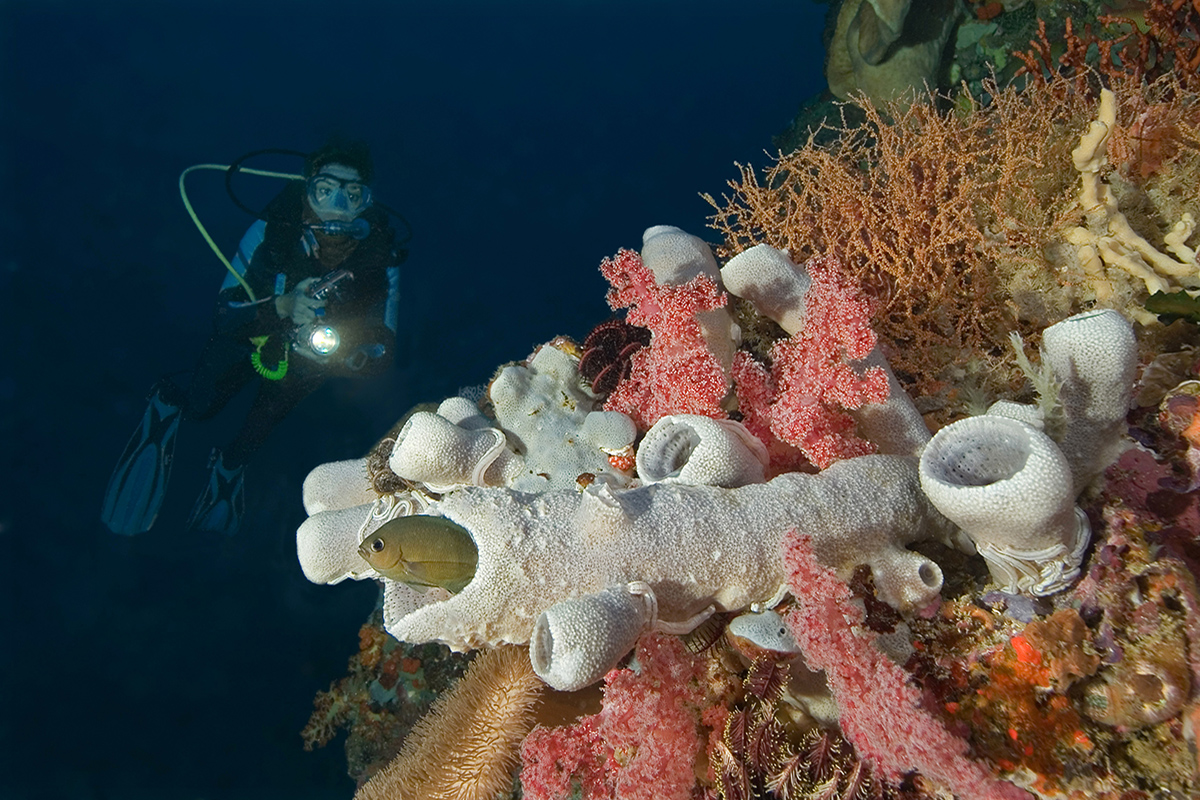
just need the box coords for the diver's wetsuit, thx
[169,181,401,467]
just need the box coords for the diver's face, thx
[306,163,371,222]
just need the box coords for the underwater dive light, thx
[307,324,341,356]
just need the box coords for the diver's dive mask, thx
[305,169,372,222]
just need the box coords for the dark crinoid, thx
[768,729,892,800]
[578,318,651,394]
[366,436,413,495]
[714,653,906,800]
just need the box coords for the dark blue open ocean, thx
[1,1,825,797]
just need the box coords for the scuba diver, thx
[101,138,407,536]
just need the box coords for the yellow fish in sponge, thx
[359,515,478,595]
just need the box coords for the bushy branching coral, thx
[705,77,1091,400]
[707,63,1200,409]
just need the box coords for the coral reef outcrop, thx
[301,29,1200,790]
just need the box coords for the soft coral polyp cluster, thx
[737,254,889,469]
[519,633,711,800]
[599,248,730,429]
[598,246,888,468]
[783,533,1034,800]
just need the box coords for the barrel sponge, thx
[635,414,768,488]
[919,415,1088,595]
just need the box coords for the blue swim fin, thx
[185,448,245,536]
[100,384,182,535]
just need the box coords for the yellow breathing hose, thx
[178,164,303,302]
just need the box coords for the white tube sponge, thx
[721,243,812,335]
[580,411,637,452]
[919,415,1090,596]
[635,414,768,487]
[297,490,443,615]
[383,580,448,633]
[1041,309,1138,492]
[296,502,379,584]
[378,454,951,664]
[641,224,722,285]
[302,458,377,515]
[530,583,656,691]
[986,400,1045,430]
[389,411,508,493]
[297,491,433,584]
[436,395,492,429]
[851,347,934,458]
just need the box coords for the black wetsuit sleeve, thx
[322,241,399,378]
[212,246,292,339]
[214,291,284,337]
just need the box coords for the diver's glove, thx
[274,277,327,326]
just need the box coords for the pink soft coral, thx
[519,632,710,800]
[736,254,888,469]
[519,716,610,800]
[599,248,729,430]
[730,351,810,474]
[783,532,1032,800]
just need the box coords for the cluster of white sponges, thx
[295,226,1142,691]
[721,244,932,458]
[919,309,1137,596]
[387,453,951,690]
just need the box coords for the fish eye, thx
[370,537,385,552]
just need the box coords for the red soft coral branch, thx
[519,715,611,800]
[519,632,711,800]
[731,351,811,475]
[735,254,889,469]
[782,532,1033,800]
[731,350,776,448]
[599,248,729,429]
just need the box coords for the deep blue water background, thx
[1,1,826,797]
